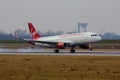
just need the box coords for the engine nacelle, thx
[56,42,65,49]
[79,44,89,49]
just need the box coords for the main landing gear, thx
[54,48,93,53]
[70,49,75,53]
[54,48,76,53]
[69,45,75,53]
[54,49,59,53]
[54,44,93,53]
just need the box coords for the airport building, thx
[77,22,88,33]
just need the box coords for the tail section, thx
[28,23,41,39]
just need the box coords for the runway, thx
[0,48,119,56]
[0,50,120,56]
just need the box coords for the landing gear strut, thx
[54,49,59,53]
[89,44,93,51]
[70,46,75,53]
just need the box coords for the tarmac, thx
[0,48,120,56]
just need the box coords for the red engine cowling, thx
[56,42,65,49]
[79,44,89,49]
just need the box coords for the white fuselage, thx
[34,32,102,47]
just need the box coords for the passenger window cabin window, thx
[91,34,97,37]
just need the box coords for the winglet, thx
[28,23,41,39]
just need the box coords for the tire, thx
[70,49,75,53]
[54,49,59,53]
[89,48,93,51]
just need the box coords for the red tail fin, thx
[28,23,41,39]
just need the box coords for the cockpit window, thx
[91,34,97,37]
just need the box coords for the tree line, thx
[0,29,120,40]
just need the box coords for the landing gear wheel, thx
[70,49,75,53]
[89,44,93,51]
[54,49,59,53]
[89,47,93,51]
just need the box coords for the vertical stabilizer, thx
[28,23,41,39]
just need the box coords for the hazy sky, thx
[0,0,120,34]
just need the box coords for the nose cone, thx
[97,36,102,41]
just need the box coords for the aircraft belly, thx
[72,36,90,44]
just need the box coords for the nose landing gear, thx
[89,44,93,51]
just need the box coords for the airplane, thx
[16,23,102,53]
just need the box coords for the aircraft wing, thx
[24,38,74,45]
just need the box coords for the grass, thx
[0,55,119,80]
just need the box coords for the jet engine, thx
[56,42,65,49]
